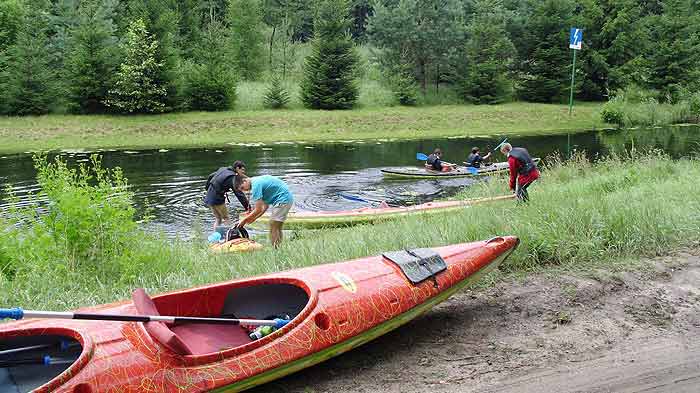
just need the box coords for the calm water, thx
[1,126,698,235]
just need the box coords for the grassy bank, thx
[1,152,699,310]
[0,102,606,154]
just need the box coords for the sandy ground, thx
[250,248,700,393]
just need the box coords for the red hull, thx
[0,237,518,392]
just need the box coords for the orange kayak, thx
[241,195,514,229]
[0,236,519,392]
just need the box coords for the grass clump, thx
[2,152,699,311]
[601,86,700,128]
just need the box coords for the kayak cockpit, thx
[0,334,83,393]
[134,282,310,357]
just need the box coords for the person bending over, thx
[235,175,294,248]
[500,143,539,202]
[204,160,250,230]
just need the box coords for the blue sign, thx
[569,28,583,50]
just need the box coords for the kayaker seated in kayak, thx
[235,175,294,248]
[426,148,457,172]
[499,143,540,202]
[466,147,491,168]
[204,161,250,230]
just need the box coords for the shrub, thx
[0,155,165,282]
[600,98,626,127]
[183,62,236,111]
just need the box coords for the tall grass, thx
[2,152,699,310]
[601,85,700,127]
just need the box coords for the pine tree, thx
[517,0,574,103]
[0,0,23,53]
[2,2,56,115]
[390,51,418,106]
[572,0,609,101]
[123,0,182,110]
[457,0,515,104]
[644,0,700,101]
[369,0,464,93]
[0,0,25,114]
[183,21,236,111]
[106,19,167,114]
[263,75,291,109]
[49,0,80,107]
[66,0,119,114]
[300,0,359,110]
[228,0,265,80]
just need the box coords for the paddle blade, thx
[0,307,24,320]
[494,138,508,151]
[339,193,369,203]
[465,166,478,174]
[416,153,429,161]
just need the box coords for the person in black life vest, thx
[499,143,540,202]
[466,147,492,168]
[204,160,250,230]
[426,148,457,172]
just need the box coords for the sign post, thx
[568,28,583,116]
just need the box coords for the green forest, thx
[0,0,698,116]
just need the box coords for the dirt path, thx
[250,248,700,393]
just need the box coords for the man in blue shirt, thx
[235,175,294,247]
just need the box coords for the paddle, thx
[0,356,75,368]
[338,193,398,207]
[494,138,508,151]
[0,308,291,329]
[417,153,477,174]
[0,341,74,357]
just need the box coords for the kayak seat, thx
[170,324,252,354]
[132,288,252,356]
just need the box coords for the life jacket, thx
[214,225,249,241]
[426,154,442,170]
[509,147,536,175]
[467,153,481,168]
[205,167,236,193]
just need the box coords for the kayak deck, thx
[0,237,519,393]
[242,195,514,229]
[381,159,540,179]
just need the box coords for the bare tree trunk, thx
[420,59,427,94]
[436,63,440,93]
[269,25,277,68]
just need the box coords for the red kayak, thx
[0,236,519,392]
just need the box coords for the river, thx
[1,126,698,235]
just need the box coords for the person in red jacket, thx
[499,143,540,202]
